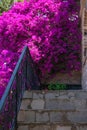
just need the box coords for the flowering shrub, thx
[0,0,81,98]
[0,50,19,98]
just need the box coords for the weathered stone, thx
[36,112,49,122]
[76,91,87,99]
[59,91,67,96]
[68,92,75,97]
[25,111,35,123]
[23,91,32,99]
[18,111,25,122]
[58,95,69,99]
[56,126,71,130]
[33,93,43,99]
[73,99,87,110]
[18,125,29,130]
[46,99,75,110]
[71,125,77,130]
[31,100,45,109]
[82,63,87,89]
[20,99,31,110]
[70,97,76,100]
[67,111,87,123]
[30,125,51,130]
[76,126,87,130]
[50,112,63,122]
[45,92,59,99]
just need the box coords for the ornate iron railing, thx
[0,46,40,130]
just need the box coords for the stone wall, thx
[82,61,87,89]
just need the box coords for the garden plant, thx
[0,0,81,98]
[48,83,67,90]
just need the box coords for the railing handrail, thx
[0,46,28,111]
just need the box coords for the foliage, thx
[0,0,81,98]
[0,0,24,15]
[48,83,67,90]
[0,0,13,14]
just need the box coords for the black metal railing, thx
[0,46,40,130]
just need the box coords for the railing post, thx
[26,50,28,90]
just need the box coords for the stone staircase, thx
[17,90,87,130]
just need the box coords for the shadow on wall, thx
[41,71,81,85]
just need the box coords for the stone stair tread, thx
[20,98,87,111]
[17,124,87,130]
[18,122,87,126]
[18,122,87,125]
[23,90,87,100]
[19,109,77,112]
[18,109,87,124]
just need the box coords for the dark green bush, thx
[48,83,67,90]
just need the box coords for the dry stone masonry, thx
[18,90,87,130]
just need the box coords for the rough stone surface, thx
[82,64,87,90]
[73,99,87,110]
[31,100,45,109]
[23,91,32,99]
[50,112,63,122]
[29,125,51,130]
[36,112,49,122]
[56,126,71,130]
[75,91,87,99]
[67,111,87,123]
[45,93,59,99]
[45,99,75,110]
[33,93,43,99]
[59,91,67,96]
[18,111,25,122]
[18,125,29,130]
[20,99,31,110]
[68,92,75,97]
[57,95,69,99]
[24,111,35,123]
[76,126,87,130]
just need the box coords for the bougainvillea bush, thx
[0,0,81,98]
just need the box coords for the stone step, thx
[20,98,87,111]
[19,90,87,111]
[18,109,87,124]
[23,90,87,100]
[18,123,87,130]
